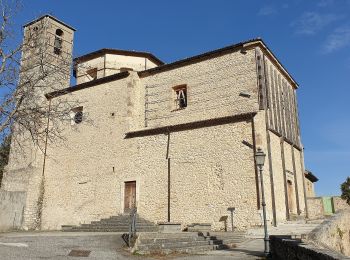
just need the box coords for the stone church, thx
[0,15,314,231]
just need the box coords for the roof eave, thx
[23,14,76,31]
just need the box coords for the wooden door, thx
[124,181,136,213]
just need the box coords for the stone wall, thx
[307,197,349,220]
[307,209,350,257]
[333,197,349,212]
[308,197,324,220]
[0,190,26,232]
[141,48,259,129]
[37,47,262,230]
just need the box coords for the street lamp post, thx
[255,148,270,257]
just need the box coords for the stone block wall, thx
[308,197,325,220]
[333,197,349,212]
[0,190,26,231]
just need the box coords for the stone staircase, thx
[62,214,158,232]
[133,231,247,255]
[246,220,322,239]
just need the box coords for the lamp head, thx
[255,148,266,168]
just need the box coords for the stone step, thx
[137,240,215,250]
[84,223,156,228]
[71,227,158,232]
[138,237,207,244]
[136,244,219,255]
[138,232,199,239]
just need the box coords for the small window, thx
[173,85,187,110]
[55,29,63,37]
[70,107,83,125]
[54,29,63,55]
[86,68,98,80]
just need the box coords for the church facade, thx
[1,15,312,231]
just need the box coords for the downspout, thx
[166,129,171,222]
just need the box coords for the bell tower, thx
[0,16,76,231]
[21,15,75,94]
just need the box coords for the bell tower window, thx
[54,29,63,55]
[173,85,187,110]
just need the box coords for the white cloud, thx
[292,12,339,35]
[323,26,350,53]
[317,0,335,7]
[258,6,277,16]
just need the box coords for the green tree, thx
[0,135,11,186]
[341,177,350,205]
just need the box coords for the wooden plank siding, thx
[269,65,278,132]
[264,59,301,147]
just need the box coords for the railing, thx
[128,207,137,248]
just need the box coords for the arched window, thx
[54,29,63,55]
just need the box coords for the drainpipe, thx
[166,130,171,222]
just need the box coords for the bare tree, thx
[0,0,78,151]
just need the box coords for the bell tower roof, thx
[23,14,76,31]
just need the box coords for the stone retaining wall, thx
[307,209,350,257]
[269,235,349,260]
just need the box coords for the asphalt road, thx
[0,231,264,260]
[0,232,133,260]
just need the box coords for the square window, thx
[173,85,187,110]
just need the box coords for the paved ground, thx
[0,231,265,260]
[173,239,265,260]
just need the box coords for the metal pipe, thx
[167,158,170,222]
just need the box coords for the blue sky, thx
[16,0,350,196]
